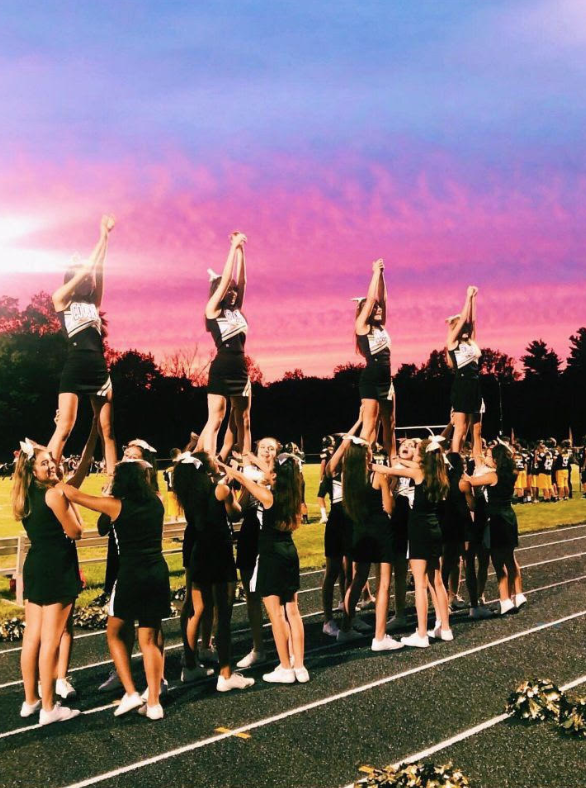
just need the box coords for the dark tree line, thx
[1,292,585,459]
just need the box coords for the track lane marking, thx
[48,609,586,788]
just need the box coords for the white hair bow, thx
[207,268,221,282]
[426,435,445,453]
[119,457,153,468]
[128,439,157,453]
[19,438,35,459]
[277,452,302,467]
[343,435,370,446]
[177,452,202,468]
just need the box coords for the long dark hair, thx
[271,456,303,532]
[126,440,159,492]
[420,439,449,503]
[491,444,516,487]
[172,453,214,528]
[111,460,157,503]
[342,443,370,524]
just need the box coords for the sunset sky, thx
[1,1,584,380]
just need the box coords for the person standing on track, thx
[445,286,483,456]
[338,436,404,652]
[355,259,396,459]
[221,452,309,684]
[59,459,171,720]
[197,231,251,458]
[173,452,255,693]
[464,441,526,615]
[48,214,117,480]
[235,437,281,668]
[13,440,85,725]
[373,437,452,648]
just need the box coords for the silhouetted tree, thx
[521,340,561,380]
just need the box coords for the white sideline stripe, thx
[51,609,586,788]
[340,673,586,788]
[1,575,585,740]
[517,533,586,552]
[1,525,581,656]
[2,548,586,685]
[519,522,586,539]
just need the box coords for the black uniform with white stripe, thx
[58,300,111,396]
[357,327,394,402]
[206,308,251,398]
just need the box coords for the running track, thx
[1,522,586,788]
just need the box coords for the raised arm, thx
[58,483,122,520]
[370,462,421,481]
[469,289,478,340]
[328,412,363,476]
[234,241,246,309]
[446,286,477,349]
[93,214,116,307]
[462,470,497,487]
[205,233,247,319]
[216,483,242,521]
[377,262,387,325]
[355,260,383,335]
[217,462,274,509]
[66,418,99,489]
[52,217,112,311]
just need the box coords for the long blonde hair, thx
[12,444,47,521]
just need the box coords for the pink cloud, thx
[1,146,584,380]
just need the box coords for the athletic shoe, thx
[236,649,266,668]
[371,635,404,652]
[20,700,41,718]
[427,625,454,641]
[450,597,468,611]
[336,628,362,644]
[262,666,296,684]
[469,605,495,620]
[322,619,340,638]
[514,593,528,609]
[217,672,255,692]
[336,600,345,612]
[98,670,122,692]
[294,666,310,683]
[113,692,144,717]
[386,615,407,632]
[499,598,517,615]
[55,678,77,700]
[181,664,214,684]
[199,647,219,664]
[138,703,165,720]
[352,617,373,633]
[141,678,169,702]
[39,703,80,726]
[401,631,429,648]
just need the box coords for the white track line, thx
[49,609,586,788]
[517,533,586,552]
[518,521,586,539]
[1,578,585,740]
[1,549,586,684]
[340,673,586,788]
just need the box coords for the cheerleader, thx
[173,453,254,692]
[464,442,525,614]
[48,215,117,477]
[12,441,85,725]
[320,419,361,638]
[221,453,309,683]
[163,448,183,521]
[445,286,482,455]
[355,259,396,458]
[373,437,452,648]
[338,436,403,651]
[60,459,171,719]
[198,232,252,457]
[235,437,281,668]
